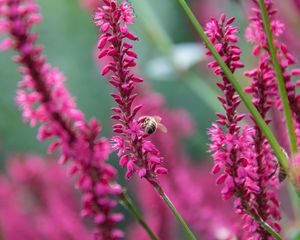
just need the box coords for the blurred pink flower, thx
[79,0,99,11]
[0,155,92,240]
[194,0,233,25]
[294,0,300,10]
[0,1,123,238]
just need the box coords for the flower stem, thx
[119,191,158,240]
[248,211,282,240]
[154,185,197,240]
[177,1,287,236]
[241,195,282,239]
[258,0,298,155]
[177,0,288,171]
[240,199,282,239]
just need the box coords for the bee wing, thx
[152,116,162,122]
[157,123,168,133]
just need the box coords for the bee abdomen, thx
[145,123,156,134]
[278,166,287,182]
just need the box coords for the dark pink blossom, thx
[0,155,92,240]
[95,0,167,185]
[205,14,270,237]
[246,0,300,133]
[294,0,300,11]
[244,54,281,238]
[0,0,123,239]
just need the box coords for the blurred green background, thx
[0,0,242,163]
[1,0,300,166]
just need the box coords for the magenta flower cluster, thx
[246,0,300,129]
[245,55,281,238]
[95,0,167,185]
[206,14,281,238]
[0,155,92,240]
[0,0,123,239]
[206,15,256,200]
[2,0,300,239]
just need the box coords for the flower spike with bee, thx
[95,0,168,184]
[140,115,168,135]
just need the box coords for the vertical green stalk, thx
[119,192,159,240]
[257,0,300,216]
[161,193,197,240]
[247,210,282,240]
[177,0,288,171]
[258,0,298,155]
[176,0,288,238]
[154,185,197,240]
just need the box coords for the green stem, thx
[177,0,288,171]
[258,0,298,155]
[259,0,300,220]
[177,0,290,237]
[154,185,197,240]
[241,198,282,239]
[119,192,158,240]
[249,212,282,240]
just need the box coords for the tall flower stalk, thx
[0,1,156,239]
[176,0,299,238]
[177,0,291,188]
[247,0,300,155]
[205,15,276,238]
[245,55,281,238]
[95,0,196,239]
[247,0,300,216]
[95,0,167,184]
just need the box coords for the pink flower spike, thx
[95,0,167,184]
[205,13,281,238]
[0,0,124,238]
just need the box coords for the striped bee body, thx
[143,120,157,134]
[278,165,287,182]
[277,148,288,182]
[140,116,167,135]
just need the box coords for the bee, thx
[269,148,288,182]
[278,148,288,182]
[140,116,167,135]
[278,165,287,182]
